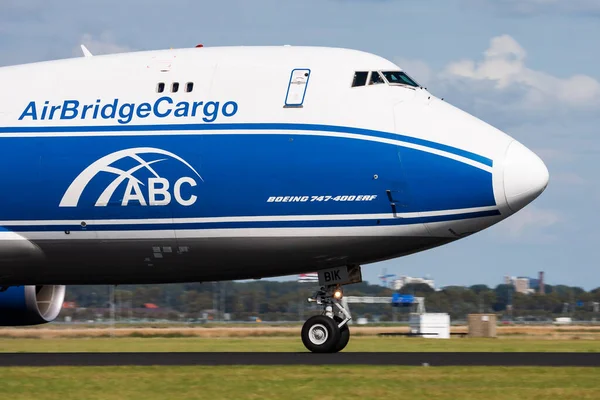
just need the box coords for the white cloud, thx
[441,35,600,111]
[395,35,600,124]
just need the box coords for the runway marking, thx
[0,352,598,367]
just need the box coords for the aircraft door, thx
[385,150,411,218]
[380,147,429,238]
[284,69,311,107]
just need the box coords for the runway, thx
[0,352,598,367]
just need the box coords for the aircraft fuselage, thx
[0,46,548,284]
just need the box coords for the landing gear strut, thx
[301,284,353,353]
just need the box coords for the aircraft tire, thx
[301,315,341,353]
[333,316,350,352]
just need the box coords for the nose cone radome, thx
[503,140,549,213]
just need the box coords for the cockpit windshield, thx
[369,71,385,85]
[382,71,420,88]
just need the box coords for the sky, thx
[0,0,598,289]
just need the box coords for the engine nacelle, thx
[0,285,66,326]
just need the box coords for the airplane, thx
[0,44,548,353]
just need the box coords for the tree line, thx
[62,281,600,322]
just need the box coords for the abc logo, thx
[122,176,196,206]
[60,147,202,208]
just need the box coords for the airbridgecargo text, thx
[18,97,238,124]
[267,195,377,203]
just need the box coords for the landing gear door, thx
[284,69,311,107]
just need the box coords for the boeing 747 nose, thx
[503,140,550,213]
[0,45,553,353]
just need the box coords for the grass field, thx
[0,329,598,399]
[0,366,598,400]
[2,324,600,339]
[0,336,600,353]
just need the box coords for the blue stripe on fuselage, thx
[0,123,493,167]
[0,133,495,221]
[3,210,501,232]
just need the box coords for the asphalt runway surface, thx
[0,352,598,367]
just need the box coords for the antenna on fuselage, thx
[80,44,93,58]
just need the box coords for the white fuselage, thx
[0,46,548,284]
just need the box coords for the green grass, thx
[0,337,598,399]
[0,336,599,353]
[0,366,598,400]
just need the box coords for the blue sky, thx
[1,0,598,289]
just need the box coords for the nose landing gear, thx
[301,314,340,353]
[301,284,353,353]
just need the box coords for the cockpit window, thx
[352,71,368,87]
[382,71,420,88]
[369,71,385,85]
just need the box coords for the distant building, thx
[393,276,435,291]
[298,273,318,283]
[514,278,532,294]
[504,276,535,295]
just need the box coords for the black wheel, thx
[333,316,350,353]
[301,315,341,353]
